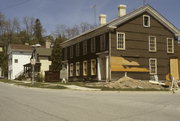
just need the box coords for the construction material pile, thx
[104,76,164,89]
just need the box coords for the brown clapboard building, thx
[61,5,180,81]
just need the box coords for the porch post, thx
[97,57,101,81]
[106,56,109,81]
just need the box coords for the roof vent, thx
[118,4,127,17]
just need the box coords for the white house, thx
[8,44,32,80]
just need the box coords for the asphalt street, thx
[0,82,180,121]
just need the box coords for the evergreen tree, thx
[50,36,65,71]
[33,19,44,45]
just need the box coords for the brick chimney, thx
[118,4,127,17]
[99,14,107,25]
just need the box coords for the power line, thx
[0,0,31,11]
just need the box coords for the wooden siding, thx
[111,13,178,80]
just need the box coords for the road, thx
[0,82,180,121]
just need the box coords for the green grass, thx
[0,79,67,89]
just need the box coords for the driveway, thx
[0,82,180,121]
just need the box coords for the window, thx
[83,61,87,76]
[14,59,18,63]
[149,36,156,52]
[76,62,80,76]
[143,15,150,27]
[70,63,74,77]
[70,46,73,58]
[91,59,96,75]
[167,38,174,53]
[149,58,157,74]
[117,32,125,50]
[100,34,106,51]
[0,47,2,52]
[64,48,67,60]
[83,40,87,55]
[91,38,96,53]
[76,43,80,57]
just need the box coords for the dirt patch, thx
[86,76,164,89]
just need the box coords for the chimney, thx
[118,4,127,17]
[45,39,51,48]
[99,14,107,25]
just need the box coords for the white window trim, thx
[149,36,157,52]
[143,15,150,27]
[83,61,87,76]
[91,59,96,75]
[76,62,80,76]
[167,38,174,53]
[70,63,74,77]
[117,32,126,50]
[149,58,157,75]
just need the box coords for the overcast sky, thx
[0,0,180,35]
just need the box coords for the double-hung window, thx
[91,38,96,53]
[143,15,150,27]
[91,59,96,75]
[167,38,174,53]
[149,36,156,52]
[83,61,87,76]
[100,34,106,51]
[149,58,157,75]
[70,63,74,77]
[83,40,87,55]
[117,32,125,50]
[76,43,80,57]
[76,62,80,76]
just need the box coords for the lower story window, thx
[149,58,157,75]
[91,59,96,75]
[83,61,87,76]
[76,62,80,76]
[70,63,73,77]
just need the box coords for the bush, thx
[36,73,44,82]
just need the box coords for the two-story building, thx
[61,5,180,81]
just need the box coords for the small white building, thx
[8,44,32,80]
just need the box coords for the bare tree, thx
[23,16,35,40]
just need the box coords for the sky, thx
[0,0,180,35]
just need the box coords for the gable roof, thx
[9,44,32,52]
[36,48,52,56]
[61,5,180,47]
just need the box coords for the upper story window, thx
[70,46,73,58]
[91,38,96,53]
[14,59,18,63]
[167,38,174,53]
[76,62,80,76]
[143,15,150,27]
[100,34,106,51]
[149,58,157,75]
[117,32,125,50]
[76,43,80,57]
[149,36,156,52]
[64,48,67,60]
[83,40,87,55]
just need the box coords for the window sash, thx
[91,59,96,75]
[83,40,87,55]
[91,38,96,53]
[70,63,74,77]
[76,62,80,76]
[100,35,106,51]
[83,61,87,76]
[117,32,125,50]
[143,15,150,27]
[149,58,157,74]
[149,36,156,52]
[167,38,174,53]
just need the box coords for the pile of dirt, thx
[86,76,165,89]
[104,76,164,89]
